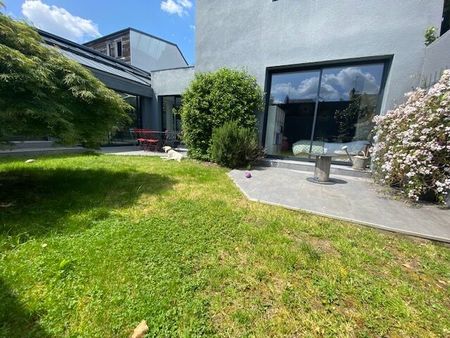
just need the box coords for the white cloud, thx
[160,0,192,17]
[178,0,193,9]
[22,0,101,42]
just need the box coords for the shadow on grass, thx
[0,167,175,244]
[0,279,51,338]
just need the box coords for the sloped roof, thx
[39,30,152,87]
[84,27,189,67]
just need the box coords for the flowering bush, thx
[372,70,450,204]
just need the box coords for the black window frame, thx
[441,0,450,36]
[116,40,123,58]
[262,55,393,162]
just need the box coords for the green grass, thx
[0,154,449,337]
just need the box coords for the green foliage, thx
[180,68,263,160]
[334,96,361,142]
[372,70,450,204]
[424,26,437,46]
[333,94,376,143]
[209,120,263,168]
[0,14,131,147]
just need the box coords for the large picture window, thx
[264,60,388,163]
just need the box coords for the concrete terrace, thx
[229,166,450,243]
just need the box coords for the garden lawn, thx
[0,154,449,337]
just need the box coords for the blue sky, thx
[3,0,196,64]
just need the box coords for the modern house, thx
[40,1,450,160]
[194,0,450,160]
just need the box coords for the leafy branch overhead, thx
[0,13,131,147]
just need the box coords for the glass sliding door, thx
[265,70,321,160]
[161,95,183,147]
[108,93,142,145]
[313,64,385,162]
[265,60,387,163]
[161,95,182,133]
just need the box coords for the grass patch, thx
[0,154,449,337]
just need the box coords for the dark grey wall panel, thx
[89,68,153,98]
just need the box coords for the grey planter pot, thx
[352,156,370,171]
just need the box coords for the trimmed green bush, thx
[180,68,263,160]
[209,121,264,168]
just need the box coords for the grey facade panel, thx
[421,30,450,87]
[151,67,195,96]
[89,69,153,98]
[150,67,195,130]
[130,30,188,72]
[141,97,154,129]
[196,0,444,113]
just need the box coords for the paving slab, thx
[229,167,450,243]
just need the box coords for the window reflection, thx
[315,64,384,146]
[265,62,386,163]
[108,93,142,145]
[270,70,320,104]
[266,70,320,159]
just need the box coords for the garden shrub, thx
[180,68,263,160]
[371,70,450,204]
[0,13,131,147]
[209,121,264,168]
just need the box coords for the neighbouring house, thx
[40,1,449,161]
[40,29,195,143]
[84,28,189,72]
[83,28,194,138]
[40,30,153,144]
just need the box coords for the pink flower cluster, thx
[371,70,450,204]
